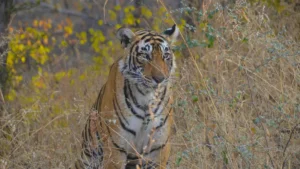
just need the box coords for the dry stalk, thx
[103,0,108,24]
[282,123,300,169]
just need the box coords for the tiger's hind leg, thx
[73,110,104,169]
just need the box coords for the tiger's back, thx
[74,25,179,169]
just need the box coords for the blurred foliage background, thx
[0,0,299,168]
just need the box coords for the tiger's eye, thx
[163,53,171,60]
[142,44,150,51]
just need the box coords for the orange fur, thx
[73,26,178,169]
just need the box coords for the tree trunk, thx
[133,0,142,28]
[0,0,14,96]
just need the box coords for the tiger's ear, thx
[116,27,135,48]
[163,24,180,44]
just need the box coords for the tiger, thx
[73,24,179,169]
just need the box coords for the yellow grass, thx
[0,0,299,168]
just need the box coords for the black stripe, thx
[130,40,140,55]
[156,107,172,130]
[136,31,148,36]
[155,35,167,40]
[82,122,90,145]
[141,34,152,40]
[154,38,164,43]
[128,53,132,70]
[127,154,139,160]
[113,98,136,136]
[124,82,145,120]
[88,121,94,141]
[95,132,103,157]
[113,78,135,136]
[83,148,92,158]
[93,84,106,111]
[145,137,169,155]
[106,125,127,154]
[144,38,152,43]
[96,132,101,141]
[135,83,146,96]
[114,90,129,125]
[114,99,129,125]
[126,80,148,111]
[83,161,90,167]
[136,56,143,65]
[132,52,137,69]
[146,144,166,155]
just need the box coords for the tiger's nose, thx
[152,76,165,83]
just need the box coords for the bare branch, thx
[39,2,98,21]
[103,0,108,24]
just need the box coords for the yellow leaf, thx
[115,24,121,30]
[64,25,73,37]
[6,52,14,68]
[76,31,87,45]
[109,10,117,21]
[107,41,113,46]
[33,20,38,27]
[27,40,32,46]
[32,75,46,89]
[55,72,66,81]
[6,89,16,101]
[43,36,48,45]
[60,40,68,47]
[251,127,256,134]
[199,22,207,30]
[79,74,86,81]
[114,5,121,11]
[18,44,25,51]
[38,67,43,74]
[21,57,26,63]
[98,20,103,26]
[14,76,23,85]
[141,6,152,19]
[70,79,74,85]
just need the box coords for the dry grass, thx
[1,0,300,169]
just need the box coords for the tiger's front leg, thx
[102,145,127,169]
[100,120,128,169]
[140,139,171,169]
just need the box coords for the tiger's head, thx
[117,24,179,89]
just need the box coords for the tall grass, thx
[0,0,299,168]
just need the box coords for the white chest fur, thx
[116,83,170,155]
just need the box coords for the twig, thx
[0,88,5,105]
[282,123,300,169]
[103,0,108,24]
[0,88,8,117]
[261,124,276,168]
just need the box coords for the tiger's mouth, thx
[120,68,169,89]
[143,76,169,88]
